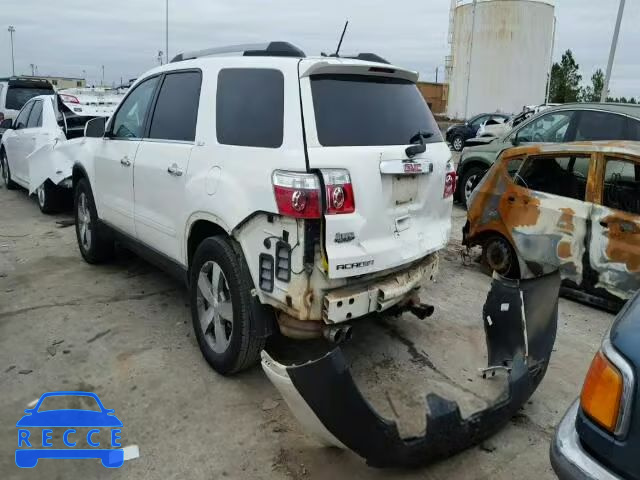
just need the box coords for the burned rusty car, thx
[464,141,640,310]
[262,271,561,468]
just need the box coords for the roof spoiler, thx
[171,41,306,63]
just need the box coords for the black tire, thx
[1,149,18,190]
[74,178,114,264]
[460,166,486,208]
[190,236,266,375]
[36,180,63,214]
[451,134,465,152]
[482,234,520,279]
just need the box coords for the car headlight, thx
[580,331,635,436]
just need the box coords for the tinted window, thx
[515,112,574,143]
[575,111,626,141]
[27,100,43,128]
[311,74,441,147]
[111,76,160,139]
[217,68,283,148]
[470,115,490,129]
[6,87,53,111]
[149,71,201,142]
[516,155,591,201]
[626,118,640,141]
[14,101,34,129]
[603,158,640,215]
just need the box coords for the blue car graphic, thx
[16,391,124,468]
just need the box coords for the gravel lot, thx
[0,178,614,479]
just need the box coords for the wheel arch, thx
[475,229,524,278]
[186,216,232,271]
[72,163,89,190]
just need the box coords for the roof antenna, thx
[333,20,349,57]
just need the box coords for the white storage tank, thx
[446,0,555,120]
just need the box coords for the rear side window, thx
[626,118,640,140]
[311,74,441,147]
[149,71,202,142]
[14,101,34,129]
[27,100,43,128]
[603,158,640,215]
[516,155,591,201]
[575,111,626,141]
[6,87,53,111]
[216,68,284,148]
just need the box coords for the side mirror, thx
[0,118,13,130]
[84,117,106,138]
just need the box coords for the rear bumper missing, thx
[322,254,438,324]
[262,270,560,468]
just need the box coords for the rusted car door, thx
[507,153,596,286]
[589,153,640,300]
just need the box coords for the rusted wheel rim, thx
[485,238,512,274]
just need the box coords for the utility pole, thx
[545,16,557,105]
[165,0,169,64]
[8,26,15,76]
[158,50,164,65]
[601,0,626,102]
[30,63,35,76]
[435,66,439,84]
[463,0,478,119]
[101,65,105,86]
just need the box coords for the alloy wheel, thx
[37,185,46,208]
[196,260,234,353]
[464,174,479,205]
[77,192,92,251]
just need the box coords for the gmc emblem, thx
[403,162,422,173]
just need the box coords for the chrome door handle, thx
[167,163,183,176]
[120,157,131,167]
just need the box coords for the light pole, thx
[8,26,15,76]
[165,0,169,64]
[601,0,626,102]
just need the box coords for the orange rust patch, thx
[603,214,640,272]
[557,242,572,259]
[557,208,575,233]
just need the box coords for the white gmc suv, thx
[73,42,454,375]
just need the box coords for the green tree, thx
[580,69,605,102]
[549,50,582,103]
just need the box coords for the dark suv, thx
[456,103,640,207]
[445,112,509,152]
[551,291,640,480]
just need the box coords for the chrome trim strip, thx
[602,334,636,438]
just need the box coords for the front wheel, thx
[1,150,18,190]
[482,234,520,279]
[36,180,63,214]
[452,135,465,152]
[190,237,266,375]
[74,178,113,263]
[460,166,486,208]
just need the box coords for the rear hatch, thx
[299,60,453,279]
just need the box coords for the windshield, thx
[310,74,442,147]
[37,395,101,412]
[6,87,53,111]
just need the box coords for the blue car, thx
[16,391,123,468]
[551,294,640,479]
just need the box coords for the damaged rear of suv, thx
[72,42,455,375]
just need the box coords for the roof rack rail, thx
[171,41,305,63]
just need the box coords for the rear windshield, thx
[6,87,53,111]
[310,74,442,147]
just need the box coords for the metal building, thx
[446,0,555,120]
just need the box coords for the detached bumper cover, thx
[262,271,560,468]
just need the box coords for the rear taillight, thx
[272,170,321,219]
[59,94,80,104]
[444,171,457,199]
[321,169,355,214]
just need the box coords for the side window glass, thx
[148,71,201,142]
[516,155,591,201]
[470,115,488,129]
[516,112,573,143]
[575,111,626,141]
[625,119,640,141]
[507,158,524,178]
[216,68,284,148]
[27,101,43,128]
[603,158,640,215]
[15,102,34,129]
[111,76,160,139]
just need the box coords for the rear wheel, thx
[482,234,520,278]
[74,178,113,263]
[452,135,464,152]
[36,180,63,214]
[190,237,265,375]
[1,150,17,190]
[461,166,486,208]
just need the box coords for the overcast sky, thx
[1,0,638,98]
